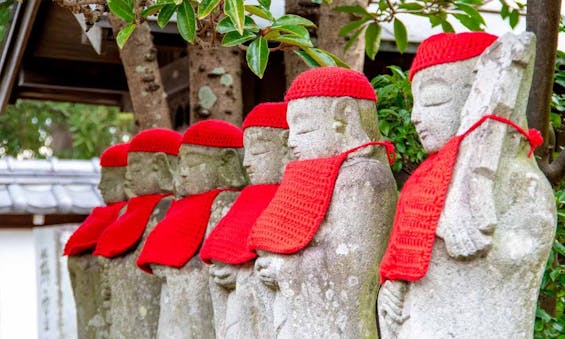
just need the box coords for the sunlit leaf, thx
[272,34,313,47]
[116,23,136,49]
[246,37,269,78]
[225,0,245,34]
[177,0,196,43]
[271,24,309,38]
[216,16,257,33]
[294,49,321,67]
[157,4,176,28]
[222,30,256,47]
[344,26,364,53]
[455,2,485,25]
[198,0,221,19]
[258,0,271,8]
[108,0,135,23]
[245,4,274,21]
[272,14,315,28]
[509,9,520,29]
[333,5,369,16]
[303,47,336,66]
[393,18,407,53]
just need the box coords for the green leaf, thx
[365,22,381,60]
[108,0,135,23]
[246,37,269,78]
[509,9,520,29]
[500,4,510,18]
[344,26,364,53]
[116,23,136,49]
[294,49,321,67]
[273,14,315,28]
[453,13,482,31]
[333,5,369,16]
[339,17,369,37]
[303,47,336,66]
[272,34,313,47]
[157,4,176,28]
[429,14,442,27]
[259,0,271,8]
[455,2,485,25]
[177,0,196,43]
[393,18,407,53]
[271,24,309,38]
[141,4,167,17]
[398,2,424,10]
[216,16,257,33]
[320,50,350,68]
[225,0,245,34]
[244,4,274,21]
[221,30,256,47]
[441,20,455,32]
[198,0,221,19]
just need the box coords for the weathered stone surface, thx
[378,32,556,339]
[256,95,397,338]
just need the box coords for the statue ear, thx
[220,148,238,165]
[330,97,359,134]
[278,129,290,146]
[154,152,174,192]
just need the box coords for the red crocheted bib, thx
[63,201,127,256]
[379,115,543,283]
[200,184,279,265]
[136,189,225,274]
[248,141,395,254]
[93,193,168,258]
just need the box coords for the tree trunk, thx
[284,0,320,88]
[526,0,563,184]
[318,0,369,72]
[109,14,171,131]
[187,45,243,125]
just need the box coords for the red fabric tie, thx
[93,193,169,258]
[63,201,127,256]
[200,184,279,265]
[379,115,542,283]
[136,189,226,274]
[248,141,395,254]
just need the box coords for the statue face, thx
[175,144,247,196]
[287,97,341,160]
[411,57,477,153]
[98,166,127,203]
[124,152,175,197]
[243,127,291,184]
[209,260,238,290]
[254,251,285,290]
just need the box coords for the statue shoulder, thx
[338,157,396,192]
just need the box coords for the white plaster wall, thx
[0,228,38,339]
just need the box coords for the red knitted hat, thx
[409,32,498,81]
[284,67,377,102]
[129,128,182,156]
[100,143,129,167]
[242,102,289,130]
[182,120,243,148]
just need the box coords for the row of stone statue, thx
[65,31,556,339]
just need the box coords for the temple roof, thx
[0,157,103,215]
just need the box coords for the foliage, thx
[337,0,525,59]
[371,66,425,173]
[0,100,133,160]
[535,188,565,338]
[106,0,345,78]
[0,0,14,49]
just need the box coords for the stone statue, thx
[93,129,181,339]
[65,143,129,339]
[378,32,556,339]
[199,102,293,339]
[248,67,398,338]
[135,119,247,339]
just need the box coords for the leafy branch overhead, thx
[106,0,348,78]
[339,0,525,60]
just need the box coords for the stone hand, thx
[378,280,409,338]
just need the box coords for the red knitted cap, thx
[100,143,129,167]
[242,102,289,130]
[129,128,182,156]
[409,32,498,81]
[182,120,243,148]
[284,67,377,102]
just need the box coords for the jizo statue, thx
[378,32,556,338]
[64,143,129,339]
[199,102,292,339]
[93,129,181,339]
[248,67,398,338]
[136,119,247,339]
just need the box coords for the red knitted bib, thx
[93,193,169,258]
[63,201,127,256]
[136,189,225,274]
[200,184,279,265]
[248,141,395,254]
[379,115,543,283]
